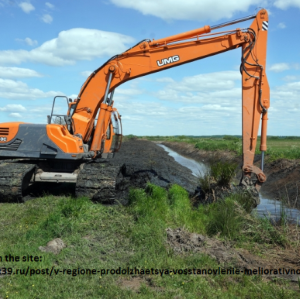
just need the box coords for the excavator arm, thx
[72,9,269,191]
[0,9,270,203]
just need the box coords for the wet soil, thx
[161,141,300,209]
[110,139,198,204]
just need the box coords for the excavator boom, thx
[0,9,270,202]
[72,9,269,190]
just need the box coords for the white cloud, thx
[19,2,35,13]
[277,22,286,29]
[81,71,93,77]
[150,71,300,122]
[268,80,300,130]
[115,97,242,135]
[269,63,290,72]
[0,104,26,112]
[0,66,43,78]
[42,14,53,24]
[274,0,300,10]
[0,79,62,100]
[0,29,135,66]
[114,73,300,135]
[269,63,299,73]
[9,113,22,118]
[110,0,262,21]
[15,37,38,46]
[110,71,243,134]
[45,2,54,9]
[115,88,142,96]
[24,37,38,46]
[167,71,240,92]
[155,71,241,103]
[0,50,30,65]
[272,81,300,101]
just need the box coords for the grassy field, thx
[134,135,300,161]
[0,184,299,298]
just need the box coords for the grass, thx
[138,135,300,161]
[198,157,237,196]
[0,185,299,298]
[210,159,238,187]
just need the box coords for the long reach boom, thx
[0,9,270,202]
[73,9,269,191]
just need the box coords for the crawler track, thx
[76,161,120,203]
[0,161,36,202]
[0,140,199,203]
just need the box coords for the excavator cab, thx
[46,94,122,157]
[47,96,73,133]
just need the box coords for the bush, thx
[198,172,212,193]
[211,160,237,186]
[206,198,245,239]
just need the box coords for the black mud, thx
[19,139,199,203]
[111,139,198,204]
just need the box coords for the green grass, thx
[210,160,238,186]
[138,135,300,160]
[0,185,298,298]
[198,158,238,195]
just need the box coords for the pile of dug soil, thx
[110,139,198,204]
[21,139,199,203]
[166,227,300,282]
[20,139,258,206]
[112,140,258,207]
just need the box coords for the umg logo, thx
[157,55,180,67]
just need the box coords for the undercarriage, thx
[0,159,119,203]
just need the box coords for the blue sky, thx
[0,0,299,136]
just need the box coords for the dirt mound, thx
[21,139,259,207]
[109,139,198,204]
[39,238,66,255]
[22,139,199,203]
[166,228,300,282]
[166,227,253,267]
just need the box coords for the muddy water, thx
[157,144,208,177]
[158,144,300,223]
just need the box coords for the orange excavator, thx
[0,9,269,202]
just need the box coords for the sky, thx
[0,0,299,136]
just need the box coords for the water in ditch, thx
[158,144,300,224]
